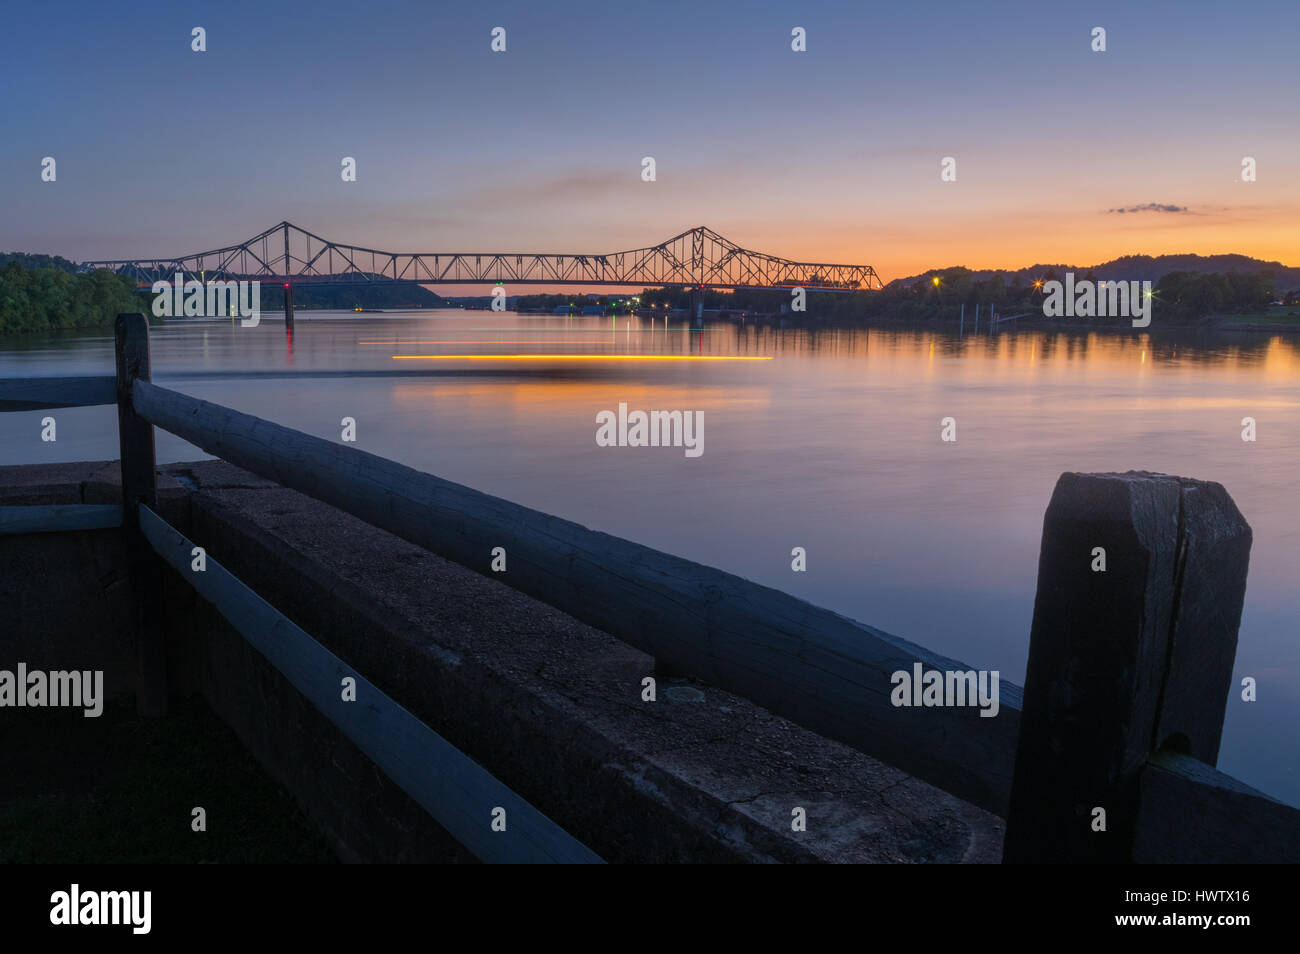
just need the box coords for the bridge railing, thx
[1,311,1296,863]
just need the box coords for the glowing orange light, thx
[363,340,624,345]
[391,354,773,362]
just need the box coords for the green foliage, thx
[257,281,445,310]
[551,266,1282,327]
[515,291,662,313]
[0,251,80,272]
[0,262,147,333]
[1154,270,1276,322]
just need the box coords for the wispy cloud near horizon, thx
[1107,203,1191,214]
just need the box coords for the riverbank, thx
[720,312,1300,335]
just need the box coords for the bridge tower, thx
[282,223,295,331]
[687,227,708,322]
[283,283,295,331]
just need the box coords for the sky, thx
[2,0,1298,284]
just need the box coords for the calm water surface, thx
[3,311,1297,803]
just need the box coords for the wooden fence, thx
[0,311,1295,863]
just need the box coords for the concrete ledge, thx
[167,460,1003,863]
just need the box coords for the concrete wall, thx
[0,463,142,704]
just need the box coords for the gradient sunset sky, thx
[3,0,1297,283]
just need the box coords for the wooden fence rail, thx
[1135,750,1300,863]
[0,374,115,412]
[0,504,121,534]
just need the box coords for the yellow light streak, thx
[365,340,625,345]
[391,354,773,361]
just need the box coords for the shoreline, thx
[1,312,1297,344]
[715,315,1300,336]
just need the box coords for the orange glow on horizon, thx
[365,340,646,345]
[391,354,773,361]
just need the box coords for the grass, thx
[1214,306,1300,325]
[0,696,338,863]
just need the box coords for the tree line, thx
[0,259,452,333]
[797,267,1285,325]
[2,254,1292,334]
[515,267,1289,325]
[0,261,147,333]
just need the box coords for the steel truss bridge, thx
[79,221,883,293]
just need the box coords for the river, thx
[3,310,1296,805]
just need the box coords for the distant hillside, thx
[0,252,447,329]
[258,281,445,310]
[0,251,81,273]
[0,260,146,333]
[897,253,1300,293]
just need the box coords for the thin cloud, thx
[1107,203,1190,214]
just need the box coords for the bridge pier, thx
[284,283,295,331]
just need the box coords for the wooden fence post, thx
[1003,471,1250,863]
[115,313,167,716]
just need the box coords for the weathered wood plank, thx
[138,504,602,864]
[115,315,157,528]
[0,375,116,412]
[1135,750,1300,863]
[0,504,122,534]
[115,314,166,717]
[1004,472,1251,863]
[1152,480,1251,765]
[132,377,1023,816]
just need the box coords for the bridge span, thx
[79,221,883,293]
